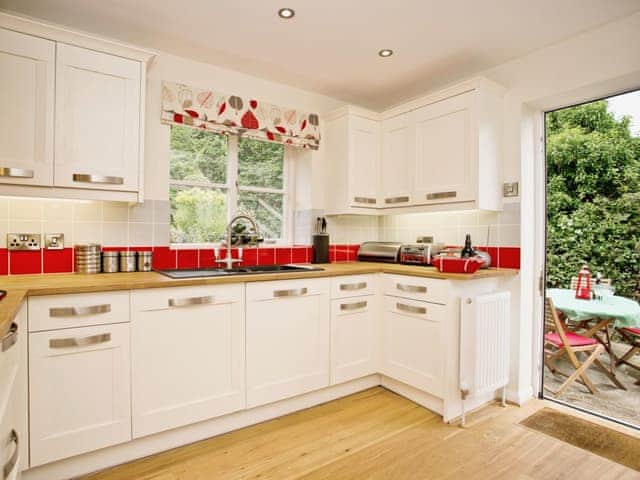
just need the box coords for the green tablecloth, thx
[547,288,640,328]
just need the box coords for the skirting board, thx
[22,375,381,480]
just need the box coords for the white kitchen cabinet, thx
[29,322,131,466]
[381,295,445,397]
[131,285,245,438]
[330,295,378,385]
[0,303,28,480]
[54,43,141,192]
[413,92,474,205]
[0,28,55,187]
[246,278,330,408]
[324,107,381,214]
[381,113,413,207]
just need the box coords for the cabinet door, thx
[413,92,474,205]
[0,304,27,479]
[29,323,131,466]
[131,285,245,438]
[54,44,141,192]
[381,113,413,206]
[0,28,54,186]
[330,296,378,385]
[348,116,380,208]
[381,296,444,397]
[246,279,330,408]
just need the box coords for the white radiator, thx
[459,291,511,426]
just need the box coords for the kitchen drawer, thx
[28,290,130,332]
[330,274,377,299]
[246,277,330,302]
[1,370,22,480]
[131,284,242,312]
[382,274,449,305]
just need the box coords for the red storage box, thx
[433,256,483,274]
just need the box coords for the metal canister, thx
[119,251,137,272]
[102,251,119,273]
[75,244,102,274]
[137,251,153,272]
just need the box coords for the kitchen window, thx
[169,125,293,245]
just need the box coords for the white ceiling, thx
[2,0,640,110]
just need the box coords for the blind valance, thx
[161,81,320,150]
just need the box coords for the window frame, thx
[169,131,295,248]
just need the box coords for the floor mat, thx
[520,407,640,471]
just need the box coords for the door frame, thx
[532,87,640,420]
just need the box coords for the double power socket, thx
[7,233,64,251]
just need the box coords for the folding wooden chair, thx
[615,327,640,385]
[544,298,608,396]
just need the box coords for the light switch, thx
[503,182,519,197]
[45,233,65,250]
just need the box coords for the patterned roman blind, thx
[161,81,320,150]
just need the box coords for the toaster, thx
[399,243,443,265]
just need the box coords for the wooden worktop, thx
[0,262,517,335]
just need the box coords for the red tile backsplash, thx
[9,250,42,275]
[152,247,176,270]
[0,242,519,275]
[275,248,292,265]
[43,248,73,274]
[177,249,198,269]
[0,249,8,275]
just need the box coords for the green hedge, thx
[546,100,640,298]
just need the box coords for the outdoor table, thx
[547,288,640,388]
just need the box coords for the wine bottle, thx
[461,234,474,258]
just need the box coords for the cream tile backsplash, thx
[324,203,521,247]
[0,197,171,248]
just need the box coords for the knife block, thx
[312,233,330,264]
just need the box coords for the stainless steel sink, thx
[156,264,323,279]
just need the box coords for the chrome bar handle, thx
[49,333,111,349]
[0,167,34,178]
[353,196,377,205]
[396,283,427,294]
[3,430,18,480]
[384,196,410,205]
[168,295,215,308]
[396,303,427,315]
[340,300,367,311]
[273,287,308,298]
[49,304,111,317]
[1,322,18,353]
[426,191,456,200]
[339,282,367,291]
[73,173,124,185]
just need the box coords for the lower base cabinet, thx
[330,295,378,385]
[131,285,245,438]
[381,295,445,397]
[246,278,330,408]
[29,323,131,467]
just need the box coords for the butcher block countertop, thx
[0,262,517,336]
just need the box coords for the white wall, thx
[143,51,345,206]
[480,11,640,401]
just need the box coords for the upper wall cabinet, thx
[0,29,55,186]
[324,107,381,214]
[54,44,141,193]
[0,15,152,202]
[381,113,413,207]
[324,77,505,214]
[413,92,474,205]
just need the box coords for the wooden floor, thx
[83,387,639,480]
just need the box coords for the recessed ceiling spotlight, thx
[378,49,394,58]
[278,8,295,19]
